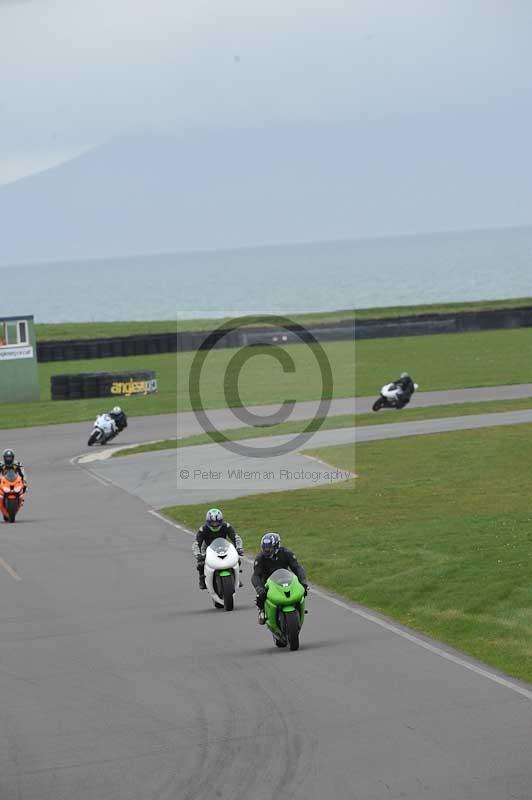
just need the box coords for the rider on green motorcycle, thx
[251,533,308,624]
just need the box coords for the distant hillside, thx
[1,118,530,265]
[0,127,365,264]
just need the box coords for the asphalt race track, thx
[89,405,532,507]
[1,388,532,798]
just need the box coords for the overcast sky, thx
[1,0,531,186]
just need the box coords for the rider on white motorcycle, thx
[193,508,244,590]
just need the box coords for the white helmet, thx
[112,406,122,414]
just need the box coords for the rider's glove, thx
[256,587,266,607]
[237,548,244,557]
[303,583,309,596]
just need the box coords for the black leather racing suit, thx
[193,522,243,579]
[251,547,307,607]
[393,376,415,408]
[0,462,26,484]
[109,411,128,432]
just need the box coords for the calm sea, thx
[1,226,532,323]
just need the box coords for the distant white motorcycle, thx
[204,537,240,611]
[373,382,419,411]
[87,413,118,446]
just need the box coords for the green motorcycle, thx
[264,568,306,651]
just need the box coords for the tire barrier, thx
[38,306,532,364]
[354,306,532,339]
[38,332,178,363]
[37,325,342,362]
[50,370,157,401]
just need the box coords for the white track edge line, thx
[147,509,532,702]
[303,452,357,479]
[71,454,122,488]
[0,556,21,581]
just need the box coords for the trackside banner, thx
[110,377,158,397]
[0,346,34,361]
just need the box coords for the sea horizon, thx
[1,224,531,323]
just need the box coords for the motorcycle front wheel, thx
[281,609,301,651]
[221,574,235,611]
[6,497,18,523]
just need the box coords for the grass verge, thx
[353,296,532,320]
[113,396,532,457]
[163,424,532,683]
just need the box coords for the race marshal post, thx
[0,315,40,403]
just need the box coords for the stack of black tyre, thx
[50,371,157,401]
[38,333,178,362]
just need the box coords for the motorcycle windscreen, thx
[3,469,18,482]
[209,537,231,557]
[269,568,295,588]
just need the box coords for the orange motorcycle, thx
[0,470,26,523]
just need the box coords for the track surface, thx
[91,408,532,506]
[1,389,532,798]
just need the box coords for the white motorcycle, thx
[87,413,118,446]
[373,382,419,411]
[204,537,240,611]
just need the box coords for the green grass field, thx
[355,326,532,393]
[113,396,532,457]
[163,424,532,683]
[35,296,532,340]
[4,325,532,430]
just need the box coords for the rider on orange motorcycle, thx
[1,449,27,486]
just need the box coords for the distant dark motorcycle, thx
[372,382,418,412]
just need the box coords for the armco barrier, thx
[38,306,532,363]
[51,370,157,401]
